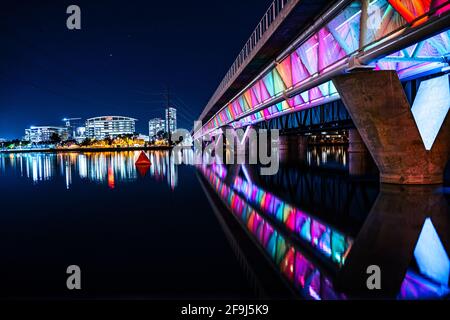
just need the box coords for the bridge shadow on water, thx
[197,146,450,300]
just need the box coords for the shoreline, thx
[0,146,176,154]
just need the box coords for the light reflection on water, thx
[0,147,448,300]
[307,145,347,168]
[0,150,195,190]
[199,164,349,300]
[0,146,346,188]
[198,162,450,300]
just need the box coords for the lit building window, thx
[85,116,137,139]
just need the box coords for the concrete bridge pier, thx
[334,71,450,185]
[278,135,307,164]
[336,184,449,298]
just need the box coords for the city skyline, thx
[15,109,180,142]
[2,104,186,141]
[0,0,274,139]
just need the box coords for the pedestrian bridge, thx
[196,0,450,185]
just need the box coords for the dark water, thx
[0,148,448,300]
[0,151,254,299]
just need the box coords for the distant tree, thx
[80,138,92,147]
[123,135,133,147]
[156,130,165,138]
[122,134,134,140]
[104,137,113,146]
[156,131,168,141]
[49,133,61,144]
[175,135,184,144]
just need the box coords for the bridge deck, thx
[200,0,338,123]
[198,0,450,136]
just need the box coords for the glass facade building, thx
[25,126,69,143]
[63,117,85,140]
[85,116,136,139]
[148,118,165,138]
[165,107,177,134]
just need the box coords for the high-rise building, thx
[63,117,85,140]
[149,118,165,138]
[85,116,137,139]
[25,126,69,143]
[165,107,177,134]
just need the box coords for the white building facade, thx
[165,107,177,134]
[85,116,136,139]
[25,126,69,143]
[148,118,165,138]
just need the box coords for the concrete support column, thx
[279,135,307,163]
[348,128,370,176]
[337,184,449,298]
[334,71,450,185]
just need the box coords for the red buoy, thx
[135,151,151,165]
[136,164,150,177]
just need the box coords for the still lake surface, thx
[0,148,448,299]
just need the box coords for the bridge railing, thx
[215,0,292,101]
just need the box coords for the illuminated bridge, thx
[196,0,450,185]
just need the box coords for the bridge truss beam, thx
[197,0,450,138]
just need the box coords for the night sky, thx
[0,0,273,139]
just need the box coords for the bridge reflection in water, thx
[197,161,450,300]
[0,149,447,299]
[0,151,192,190]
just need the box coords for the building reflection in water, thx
[1,147,448,300]
[198,164,449,300]
[0,150,194,190]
